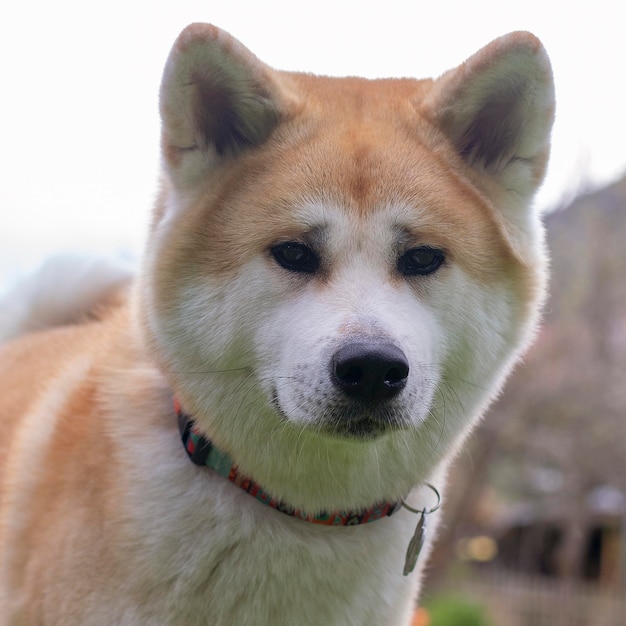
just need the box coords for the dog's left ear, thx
[421,32,555,206]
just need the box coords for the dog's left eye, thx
[271,242,319,274]
[397,247,445,276]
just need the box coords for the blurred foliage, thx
[423,594,492,626]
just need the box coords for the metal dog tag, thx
[403,509,426,576]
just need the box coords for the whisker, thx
[456,377,490,393]
[421,381,449,461]
[325,446,342,491]
[373,445,382,495]
[166,366,253,376]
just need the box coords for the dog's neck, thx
[175,399,401,525]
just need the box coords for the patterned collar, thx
[176,399,401,526]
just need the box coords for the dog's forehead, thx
[285,72,432,113]
[250,135,509,273]
[262,97,487,230]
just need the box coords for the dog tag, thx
[403,509,426,576]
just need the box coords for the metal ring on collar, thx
[400,483,441,515]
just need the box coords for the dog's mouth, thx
[323,406,407,440]
[270,389,405,441]
[322,417,389,440]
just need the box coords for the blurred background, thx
[1,2,624,624]
[420,176,626,625]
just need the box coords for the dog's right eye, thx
[271,242,319,274]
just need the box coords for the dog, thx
[0,23,554,625]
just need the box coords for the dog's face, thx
[140,25,554,512]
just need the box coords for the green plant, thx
[423,594,491,626]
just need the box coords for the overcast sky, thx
[1,0,624,293]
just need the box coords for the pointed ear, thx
[422,32,555,203]
[159,24,291,185]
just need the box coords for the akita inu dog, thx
[0,23,554,625]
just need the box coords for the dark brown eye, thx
[271,242,319,274]
[397,247,445,276]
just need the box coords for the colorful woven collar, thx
[175,399,401,526]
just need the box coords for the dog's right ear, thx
[159,24,290,186]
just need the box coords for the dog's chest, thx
[123,472,421,626]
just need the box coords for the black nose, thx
[331,341,409,402]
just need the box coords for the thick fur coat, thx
[0,24,554,625]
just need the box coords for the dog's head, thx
[139,24,554,512]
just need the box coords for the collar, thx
[175,399,401,526]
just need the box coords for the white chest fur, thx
[115,424,439,626]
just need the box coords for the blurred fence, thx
[432,569,625,626]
